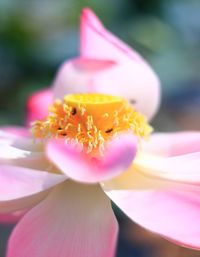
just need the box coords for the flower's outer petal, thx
[80,8,160,120]
[46,134,137,183]
[80,8,144,63]
[134,151,200,185]
[0,129,30,145]
[141,132,200,156]
[102,151,200,249]
[101,162,182,191]
[73,57,116,71]
[0,130,50,170]
[7,181,118,257]
[0,150,52,171]
[130,132,200,186]
[0,128,42,152]
[0,165,66,213]
[0,126,30,137]
[0,210,26,224]
[104,187,200,249]
[53,58,116,99]
[0,141,47,170]
[26,88,53,126]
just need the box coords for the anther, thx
[105,128,113,133]
[71,108,77,115]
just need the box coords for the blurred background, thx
[0,0,200,256]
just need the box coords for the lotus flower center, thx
[32,93,152,155]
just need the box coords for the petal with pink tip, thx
[80,8,143,63]
[0,126,30,137]
[53,9,160,119]
[105,187,200,249]
[126,132,200,186]
[46,134,137,183]
[53,58,116,99]
[103,146,200,189]
[0,210,26,224]
[134,151,200,185]
[141,132,200,156]
[101,162,185,191]
[0,165,66,213]
[73,57,116,71]
[26,88,53,126]
[102,146,200,249]
[80,8,160,119]
[0,128,30,143]
[7,181,118,257]
[0,131,50,170]
[0,129,43,153]
[0,150,52,171]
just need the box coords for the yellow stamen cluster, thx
[32,93,152,155]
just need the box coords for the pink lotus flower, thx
[1,8,200,257]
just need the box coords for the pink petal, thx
[134,151,200,185]
[26,88,53,126]
[53,9,160,120]
[80,8,160,119]
[0,128,30,145]
[142,132,200,156]
[80,8,144,63]
[53,58,116,99]
[105,187,200,249]
[102,162,181,191]
[102,148,200,249]
[0,131,50,170]
[0,210,26,224]
[0,165,66,213]
[0,140,45,169]
[0,126,30,137]
[134,133,200,185]
[92,64,160,120]
[1,150,52,171]
[46,134,137,183]
[0,128,42,152]
[7,181,118,257]
[73,57,116,71]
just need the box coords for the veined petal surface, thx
[0,165,66,213]
[0,126,30,137]
[105,187,200,249]
[127,132,200,187]
[0,130,50,170]
[141,132,200,156]
[7,181,118,257]
[102,136,200,249]
[135,146,200,185]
